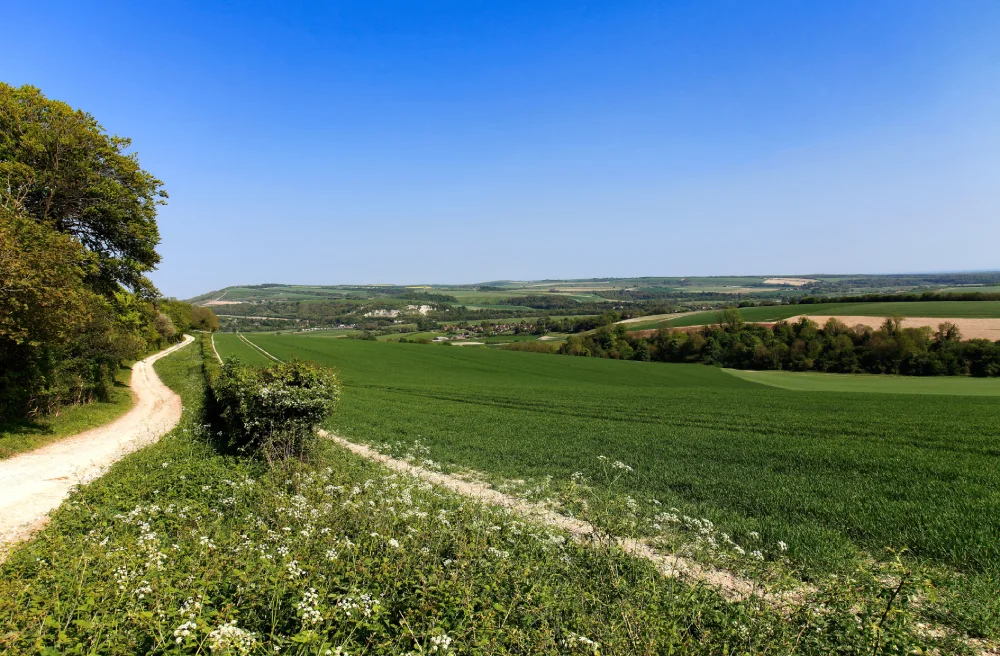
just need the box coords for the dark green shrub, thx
[211,359,340,462]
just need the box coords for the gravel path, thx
[0,335,193,558]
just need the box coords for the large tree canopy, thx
[0,83,166,298]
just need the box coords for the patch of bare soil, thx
[0,336,194,560]
[764,278,816,286]
[787,316,1000,341]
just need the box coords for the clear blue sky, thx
[4,1,999,298]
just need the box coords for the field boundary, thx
[319,429,787,604]
[238,333,282,362]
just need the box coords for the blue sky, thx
[4,1,999,298]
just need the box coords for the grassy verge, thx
[0,322,974,653]
[0,365,134,459]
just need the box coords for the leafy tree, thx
[191,306,220,331]
[718,307,745,332]
[0,83,167,299]
[1,84,170,420]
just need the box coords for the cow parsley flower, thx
[429,633,452,653]
[173,620,197,644]
[206,621,256,654]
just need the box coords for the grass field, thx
[214,333,276,366]
[5,327,961,654]
[235,333,999,637]
[724,369,1000,395]
[0,365,133,459]
[662,301,1000,327]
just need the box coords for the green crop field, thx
[662,301,1000,327]
[214,333,278,366]
[234,333,1000,638]
[724,368,1000,395]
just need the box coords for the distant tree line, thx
[596,289,785,302]
[497,295,582,309]
[558,309,1000,377]
[808,272,1000,293]
[0,83,217,420]
[795,291,1000,304]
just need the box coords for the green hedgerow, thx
[212,358,340,462]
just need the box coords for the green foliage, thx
[500,341,557,353]
[0,365,133,458]
[564,310,1000,377]
[191,305,220,331]
[0,82,166,298]
[155,300,219,348]
[0,207,148,416]
[0,84,181,422]
[0,341,974,654]
[211,359,340,461]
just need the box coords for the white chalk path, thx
[0,335,194,557]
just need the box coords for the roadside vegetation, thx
[0,364,133,458]
[0,83,217,432]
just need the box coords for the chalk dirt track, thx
[0,335,193,559]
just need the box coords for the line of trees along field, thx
[559,309,1000,376]
[0,83,217,420]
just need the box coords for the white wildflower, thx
[206,620,256,654]
[429,633,452,653]
[173,620,197,644]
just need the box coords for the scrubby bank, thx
[0,312,975,654]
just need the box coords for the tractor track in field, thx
[0,335,194,561]
[238,333,283,362]
[321,430,998,653]
[318,429,793,605]
[210,333,223,363]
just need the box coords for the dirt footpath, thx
[0,335,193,558]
